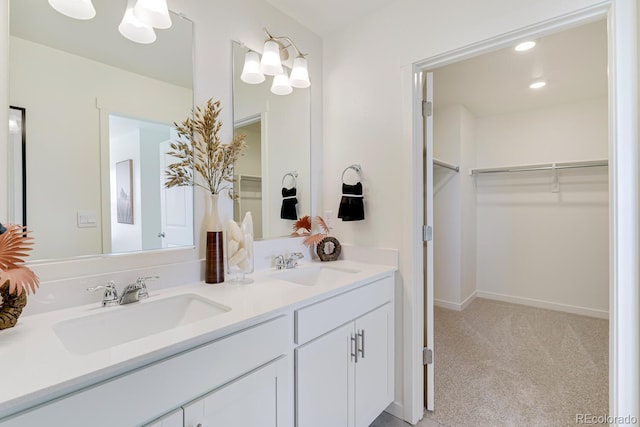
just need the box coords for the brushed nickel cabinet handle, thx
[350,333,358,363]
[357,329,365,359]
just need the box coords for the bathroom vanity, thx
[0,260,395,427]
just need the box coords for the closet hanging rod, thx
[433,158,460,172]
[470,159,608,176]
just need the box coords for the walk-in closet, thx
[426,19,609,425]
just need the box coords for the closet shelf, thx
[434,158,459,172]
[469,159,608,176]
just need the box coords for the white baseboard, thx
[476,290,609,319]
[384,401,404,420]
[434,291,477,311]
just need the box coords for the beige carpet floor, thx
[422,298,608,427]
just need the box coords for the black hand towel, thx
[338,182,365,221]
[280,187,298,220]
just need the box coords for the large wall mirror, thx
[232,42,311,239]
[8,0,194,261]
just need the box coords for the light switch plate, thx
[77,210,97,228]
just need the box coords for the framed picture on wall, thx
[116,159,133,224]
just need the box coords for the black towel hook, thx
[282,171,298,189]
[341,164,362,184]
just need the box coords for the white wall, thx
[433,105,476,310]
[322,0,608,421]
[475,98,609,317]
[433,106,461,306]
[459,106,477,305]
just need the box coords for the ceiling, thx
[10,0,193,88]
[266,0,395,36]
[433,19,608,117]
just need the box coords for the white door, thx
[159,137,193,248]
[182,362,278,427]
[423,71,435,411]
[354,303,392,427]
[296,322,354,427]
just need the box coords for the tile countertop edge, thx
[0,260,396,419]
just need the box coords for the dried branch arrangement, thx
[292,215,332,247]
[0,224,39,296]
[165,99,246,197]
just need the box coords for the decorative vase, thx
[226,212,254,284]
[0,282,27,330]
[205,194,224,284]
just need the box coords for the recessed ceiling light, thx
[529,81,546,89]
[515,41,536,52]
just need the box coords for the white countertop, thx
[0,260,395,419]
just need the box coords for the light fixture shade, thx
[289,56,311,88]
[133,0,172,29]
[241,51,265,84]
[271,71,293,96]
[9,118,20,134]
[119,5,157,44]
[260,40,284,76]
[48,0,96,20]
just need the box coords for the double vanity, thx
[0,259,396,427]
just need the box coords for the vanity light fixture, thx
[48,0,171,45]
[133,0,172,30]
[119,0,157,44]
[242,29,311,95]
[271,71,293,95]
[48,0,96,20]
[240,51,266,84]
[515,40,536,51]
[529,81,547,89]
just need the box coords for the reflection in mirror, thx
[232,42,311,240]
[8,0,194,261]
[8,106,26,226]
[106,115,193,254]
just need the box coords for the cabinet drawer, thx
[295,275,393,345]
[1,315,288,427]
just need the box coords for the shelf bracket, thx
[551,163,559,193]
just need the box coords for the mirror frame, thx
[8,105,26,226]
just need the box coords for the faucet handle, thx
[286,252,304,268]
[289,252,304,260]
[274,254,286,270]
[134,276,158,299]
[87,281,119,307]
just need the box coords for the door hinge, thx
[422,101,433,118]
[423,225,433,242]
[423,347,433,365]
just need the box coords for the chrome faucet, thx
[286,252,304,269]
[86,281,119,307]
[275,252,304,270]
[87,276,158,307]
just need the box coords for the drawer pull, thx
[350,334,358,363]
[357,329,365,359]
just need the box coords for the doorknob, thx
[157,232,166,238]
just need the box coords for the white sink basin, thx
[53,294,231,355]
[274,265,360,286]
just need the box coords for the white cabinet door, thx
[145,409,183,427]
[183,362,279,427]
[296,322,355,427]
[354,303,393,427]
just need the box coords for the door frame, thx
[408,0,638,422]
